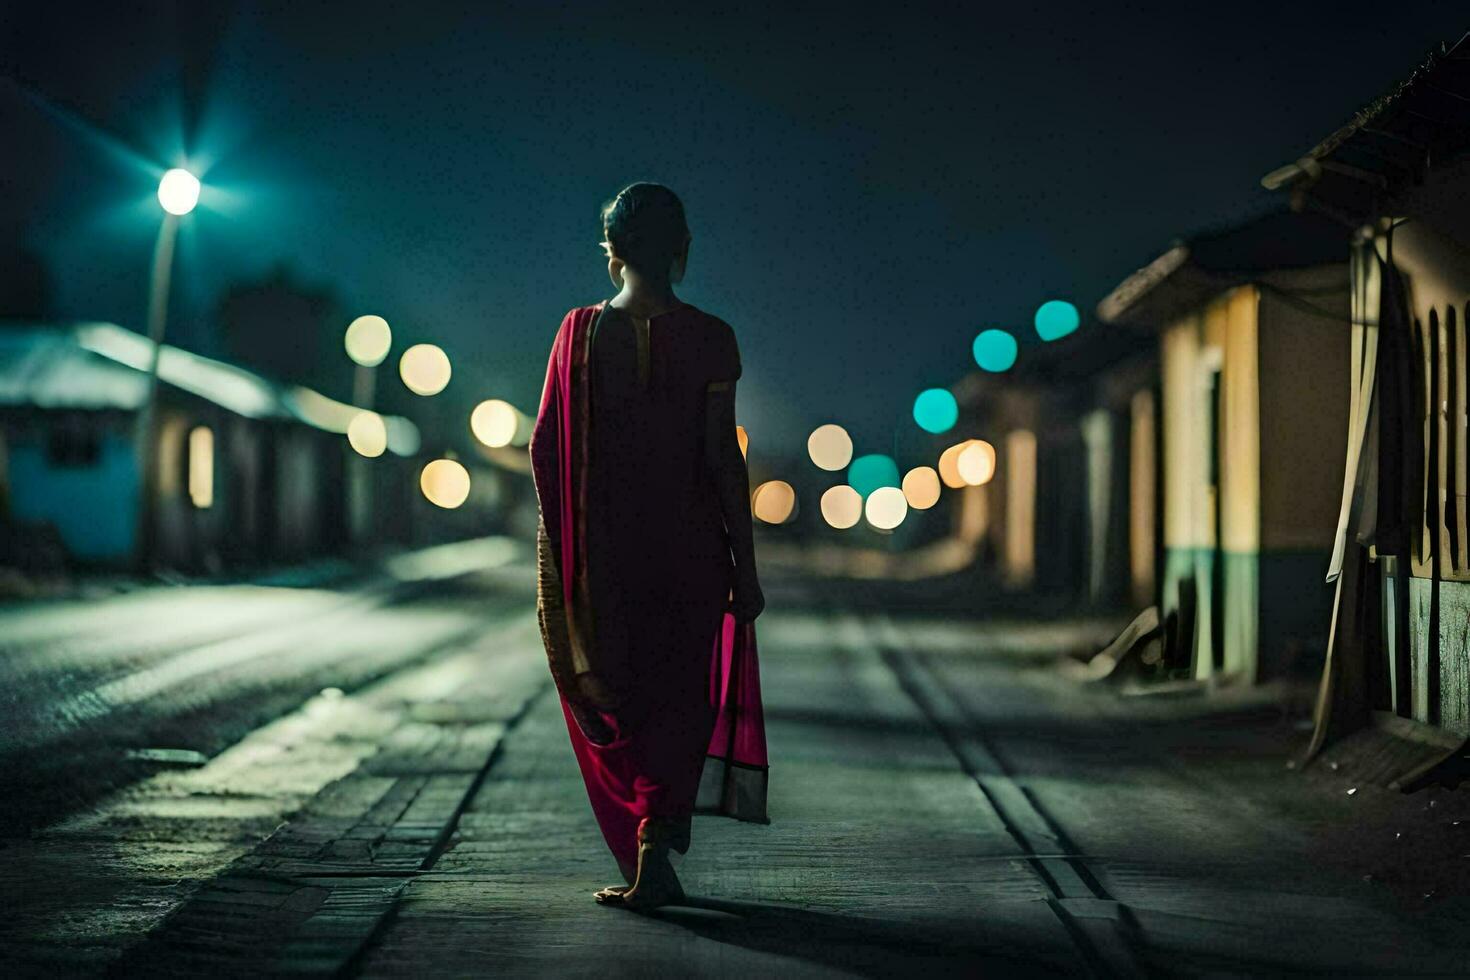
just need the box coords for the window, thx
[188,426,214,509]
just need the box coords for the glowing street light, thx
[865,486,908,530]
[847,453,900,498]
[347,411,388,458]
[1035,300,1080,341]
[807,424,853,471]
[902,466,942,509]
[972,329,1018,372]
[400,343,451,396]
[157,168,201,216]
[421,458,471,509]
[345,315,392,367]
[938,441,969,488]
[820,485,863,529]
[752,480,797,524]
[344,315,393,542]
[912,388,958,434]
[135,166,202,568]
[470,399,519,448]
[958,439,997,485]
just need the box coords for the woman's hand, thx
[731,571,765,624]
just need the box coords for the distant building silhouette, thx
[216,264,348,401]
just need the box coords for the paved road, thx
[2,549,1468,977]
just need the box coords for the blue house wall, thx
[7,434,139,561]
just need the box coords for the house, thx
[0,321,420,572]
[1097,210,1352,684]
[952,310,1156,613]
[1260,33,1470,758]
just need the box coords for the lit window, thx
[188,426,214,509]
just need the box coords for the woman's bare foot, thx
[594,823,685,909]
[593,855,684,909]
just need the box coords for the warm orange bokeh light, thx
[752,480,796,524]
[958,440,997,485]
[901,465,941,509]
[938,441,969,488]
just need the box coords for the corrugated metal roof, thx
[1261,33,1470,218]
[1096,210,1349,329]
[0,322,420,455]
[0,325,150,411]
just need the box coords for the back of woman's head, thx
[601,183,689,280]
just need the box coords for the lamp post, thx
[134,168,201,572]
[344,315,393,543]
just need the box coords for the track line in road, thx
[866,610,1150,980]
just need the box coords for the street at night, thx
[7,3,1470,976]
[1,548,1468,975]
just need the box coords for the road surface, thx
[1,541,1467,977]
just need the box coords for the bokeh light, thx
[345,315,392,367]
[820,485,863,529]
[1035,299,1080,341]
[157,168,201,216]
[938,440,974,488]
[470,399,518,448]
[902,466,941,509]
[912,388,958,434]
[347,411,388,458]
[847,454,900,498]
[752,480,796,524]
[958,439,997,485]
[420,458,471,509]
[736,425,749,458]
[972,329,1018,372]
[865,486,908,530]
[399,343,452,396]
[807,423,853,471]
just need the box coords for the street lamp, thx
[343,315,393,545]
[345,314,392,406]
[157,168,201,216]
[134,167,201,571]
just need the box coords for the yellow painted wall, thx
[1159,287,1262,680]
[1004,429,1036,587]
[1129,389,1156,608]
[1218,287,1261,555]
[1161,316,1205,550]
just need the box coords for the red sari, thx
[529,300,768,882]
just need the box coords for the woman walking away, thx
[529,182,768,910]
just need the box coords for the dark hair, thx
[601,182,689,280]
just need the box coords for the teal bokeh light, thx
[847,454,901,498]
[972,329,1018,372]
[912,388,958,434]
[1035,300,1080,341]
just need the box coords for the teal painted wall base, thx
[1406,577,1470,737]
[1161,546,1330,684]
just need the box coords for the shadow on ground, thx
[650,896,1066,978]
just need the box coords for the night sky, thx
[4,2,1466,455]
